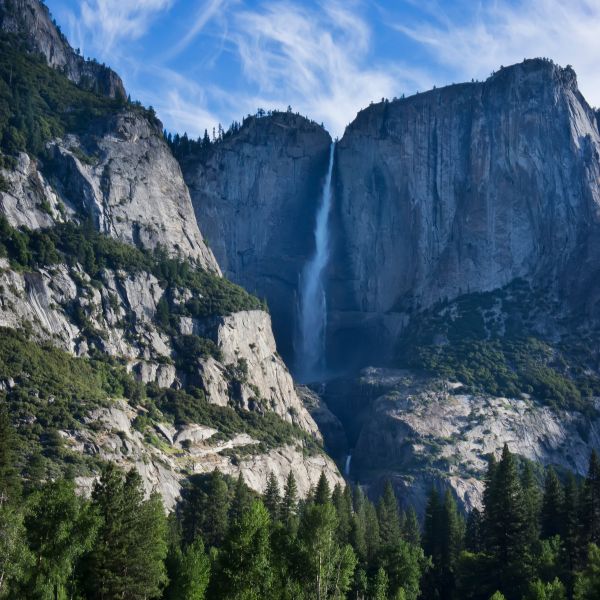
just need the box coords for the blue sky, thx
[46,0,600,139]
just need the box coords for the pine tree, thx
[523,577,566,600]
[378,481,401,549]
[0,503,32,598]
[561,474,581,579]
[332,484,353,545]
[0,408,21,506]
[214,500,273,599]
[424,489,464,600]
[297,502,357,599]
[350,486,368,564]
[466,508,484,552]
[203,469,230,547]
[403,507,421,546]
[314,472,331,505]
[522,462,542,547]
[264,472,281,522]
[372,566,389,600]
[484,445,530,600]
[542,467,564,540]
[24,479,99,599]
[423,488,442,559]
[365,499,381,568]
[281,472,299,532]
[573,544,600,600]
[229,473,253,525]
[581,451,600,546]
[164,538,211,600]
[83,465,168,600]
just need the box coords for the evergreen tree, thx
[561,474,581,579]
[484,445,531,600]
[377,481,401,549]
[164,538,210,600]
[364,499,381,567]
[281,472,299,533]
[314,472,332,505]
[0,408,21,505]
[383,539,426,600]
[403,507,421,547]
[24,479,99,599]
[214,500,273,600]
[349,487,368,564]
[332,483,352,545]
[541,467,564,540]
[297,502,357,599]
[466,508,484,553]
[522,577,566,600]
[264,472,281,522]
[0,503,32,598]
[573,543,600,600]
[83,465,168,600]
[372,566,389,600]
[423,488,442,559]
[229,473,253,526]
[182,469,230,548]
[424,489,464,600]
[581,451,600,546]
[522,462,542,548]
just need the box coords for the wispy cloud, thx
[227,1,431,137]
[78,0,173,55]
[162,0,228,61]
[393,0,600,106]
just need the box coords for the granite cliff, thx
[329,59,600,366]
[181,112,332,362]
[180,59,600,511]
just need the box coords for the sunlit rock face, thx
[328,59,600,368]
[181,112,332,364]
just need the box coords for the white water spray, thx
[296,142,336,381]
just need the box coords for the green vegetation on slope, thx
[397,283,600,412]
[0,31,151,161]
[0,326,318,481]
[0,216,266,318]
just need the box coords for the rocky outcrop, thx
[318,367,600,515]
[0,123,219,271]
[0,0,125,99]
[181,112,331,362]
[47,117,220,270]
[197,311,320,434]
[70,400,342,509]
[328,60,600,367]
[0,259,319,434]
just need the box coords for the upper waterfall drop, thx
[296,141,336,382]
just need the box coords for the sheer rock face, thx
[0,0,126,99]
[0,116,220,272]
[197,311,321,435]
[48,116,220,271]
[182,113,332,362]
[328,60,600,366]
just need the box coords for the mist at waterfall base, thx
[295,142,336,383]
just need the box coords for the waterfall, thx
[296,142,335,382]
[344,454,352,477]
